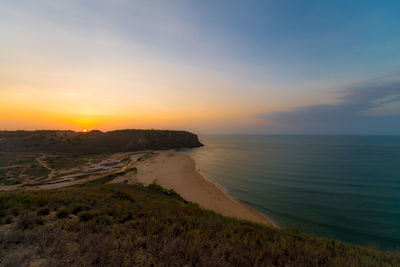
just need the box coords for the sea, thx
[182,135,400,250]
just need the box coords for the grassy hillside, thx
[1,182,399,266]
[0,130,203,154]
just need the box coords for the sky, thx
[1,0,400,134]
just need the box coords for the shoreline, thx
[189,157,279,227]
[210,179,279,227]
[129,150,276,226]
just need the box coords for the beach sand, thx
[131,150,275,226]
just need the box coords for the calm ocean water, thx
[182,135,400,250]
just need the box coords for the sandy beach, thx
[121,150,275,226]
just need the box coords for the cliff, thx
[0,129,203,154]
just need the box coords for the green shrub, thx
[78,210,101,222]
[0,216,12,225]
[16,214,42,230]
[147,183,164,192]
[56,207,70,219]
[147,183,186,202]
[114,205,134,223]
[86,215,113,233]
[112,191,135,202]
[10,207,20,216]
[71,204,91,215]
[32,192,51,207]
[37,207,50,216]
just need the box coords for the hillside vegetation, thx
[1,182,399,266]
[0,130,203,154]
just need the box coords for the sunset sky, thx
[1,1,400,134]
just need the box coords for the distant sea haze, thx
[183,135,400,250]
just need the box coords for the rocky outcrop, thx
[0,129,203,154]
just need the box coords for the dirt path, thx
[36,155,56,178]
[35,153,139,190]
[0,164,26,169]
[0,152,148,191]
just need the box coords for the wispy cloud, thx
[258,75,400,134]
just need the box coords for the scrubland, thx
[1,180,399,266]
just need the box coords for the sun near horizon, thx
[0,1,399,134]
[1,2,400,265]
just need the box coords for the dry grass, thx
[0,183,399,266]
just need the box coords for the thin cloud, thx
[258,75,400,134]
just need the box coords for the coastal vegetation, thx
[0,152,108,187]
[1,182,399,266]
[0,130,203,154]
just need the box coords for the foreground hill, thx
[1,182,399,266]
[0,130,203,154]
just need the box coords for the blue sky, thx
[1,0,399,133]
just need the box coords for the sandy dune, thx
[133,150,275,226]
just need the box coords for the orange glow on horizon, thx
[0,88,263,132]
[0,102,260,132]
